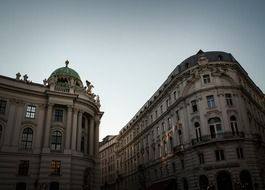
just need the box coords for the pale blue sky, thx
[0,0,264,140]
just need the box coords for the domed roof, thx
[49,60,81,80]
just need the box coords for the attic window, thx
[218,55,223,61]
[185,62,189,69]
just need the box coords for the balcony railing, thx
[191,131,245,146]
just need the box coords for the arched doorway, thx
[240,170,253,190]
[182,177,189,190]
[217,171,233,190]
[199,175,209,190]
[49,181,59,190]
[16,182,26,190]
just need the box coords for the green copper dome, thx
[49,60,81,80]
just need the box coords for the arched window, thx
[195,122,202,142]
[16,182,27,190]
[208,117,222,138]
[199,175,209,190]
[51,130,62,151]
[21,128,33,150]
[230,116,239,136]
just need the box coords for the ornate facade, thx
[99,135,117,190]
[114,50,265,190]
[0,61,103,190]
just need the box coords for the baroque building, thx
[0,61,103,190]
[113,50,265,190]
[99,135,117,190]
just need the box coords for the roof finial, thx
[65,60,69,67]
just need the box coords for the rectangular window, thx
[203,74,211,84]
[236,147,244,159]
[173,91,177,100]
[18,160,29,176]
[215,150,225,161]
[160,105,163,114]
[207,95,216,109]
[54,109,63,122]
[26,105,36,118]
[176,110,180,121]
[166,99,170,109]
[162,122,166,133]
[168,117,172,129]
[225,93,233,106]
[181,159,184,169]
[0,100,7,114]
[156,126,160,136]
[191,100,198,112]
[155,110,158,119]
[198,153,205,164]
[51,160,61,175]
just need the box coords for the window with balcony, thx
[208,117,222,138]
[203,74,211,84]
[21,128,33,150]
[0,100,7,114]
[195,122,202,142]
[191,100,198,112]
[215,149,225,161]
[18,160,29,176]
[25,105,36,119]
[225,93,233,106]
[50,160,61,175]
[51,130,62,151]
[230,116,239,136]
[207,95,216,108]
[54,109,63,122]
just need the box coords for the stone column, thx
[77,111,83,152]
[43,103,53,149]
[3,99,16,148]
[71,108,78,151]
[65,106,73,151]
[89,117,94,156]
[84,118,88,154]
[12,102,24,146]
[94,116,100,157]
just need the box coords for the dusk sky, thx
[0,0,264,140]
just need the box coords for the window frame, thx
[18,160,29,176]
[25,105,36,119]
[215,149,225,161]
[191,100,198,112]
[50,160,61,176]
[54,109,64,122]
[207,95,216,109]
[51,130,63,151]
[21,128,33,150]
[203,74,211,84]
[0,99,7,114]
[225,93,233,106]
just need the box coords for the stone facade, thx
[0,61,103,190]
[99,135,117,190]
[111,50,265,190]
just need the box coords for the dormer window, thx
[218,55,223,61]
